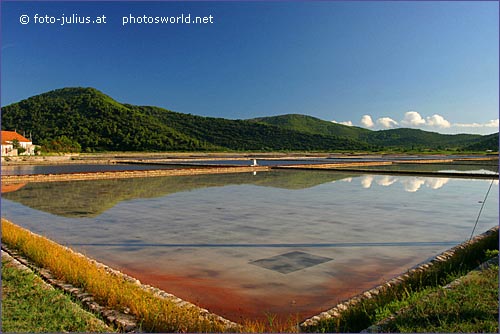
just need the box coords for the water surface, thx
[1,170,498,321]
[0,163,184,176]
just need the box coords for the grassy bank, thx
[1,256,113,332]
[1,218,235,332]
[378,261,499,333]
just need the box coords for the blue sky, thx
[2,1,498,134]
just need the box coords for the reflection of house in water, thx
[1,183,27,194]
[1,131,37,156]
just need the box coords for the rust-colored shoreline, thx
[1,166,269,184]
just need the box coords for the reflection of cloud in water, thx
[359,175,452,192]
[376,176,397,187]
[361,175,374,188]
[401,178,426,192]
[332,177,353,184]
[439,169,498,175]
[425,178,449,190]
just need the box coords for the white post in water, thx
[252,159,258,166]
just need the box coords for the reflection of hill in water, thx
[3,171,355,218]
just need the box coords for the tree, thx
[11,139,26,154]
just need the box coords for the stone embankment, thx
[1,243,239,332]
[394,159,454,164]
[279,161,393,169]
[1,166,269,184]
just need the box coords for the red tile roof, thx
[1,131,31,145]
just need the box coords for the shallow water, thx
[1,170,498,321]
[0,163,183,176]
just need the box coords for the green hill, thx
[250,114,371,139]
[1,87,371,152]
[1,88,215,152]
[464,132,499,151]
[362,128,483,150]
[251,114,488,151]
[1,87,495,152]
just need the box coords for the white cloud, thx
[376,117,398,129]
[426,114,451,128]
[401,111,426,127]
[455,119,499,128]
[361,115,374,128]
[357,111,497,134]
[332,120,353,126]
[486,119,500,128]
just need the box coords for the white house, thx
[1,130,37,156]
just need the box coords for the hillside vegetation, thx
[251,114,491,151]
[1,87,497,152]
[250,114,371,139]
[1,88,371,152]
[464,132,499,151]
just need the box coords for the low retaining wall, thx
[1,166,269,184]
[275,161,393,169]
[394,159,454,164]
[300,225,499,331]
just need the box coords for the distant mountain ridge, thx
[250,114,492,150]
[1,87,497,152]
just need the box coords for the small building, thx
[1,130,37,156]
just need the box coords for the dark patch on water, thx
[250,251,333,274]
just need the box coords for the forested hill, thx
[250,114,371,139]
[1,88,372,152]
[464,132,499,151]
[1,87,497,152]
[251,114,494,151]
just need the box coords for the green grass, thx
[1,257,113,333]
[382,264,499,333]
[306,228,499,333]
[308,264,499,333]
